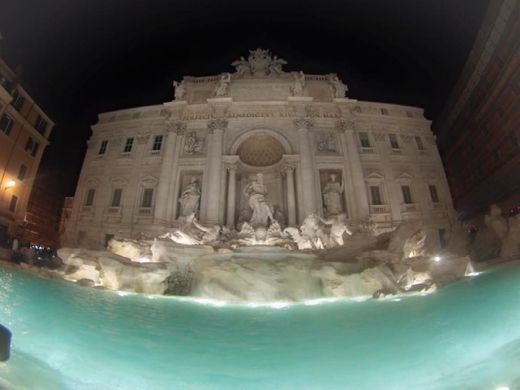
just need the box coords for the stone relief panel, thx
[183,130,206,155]
[315,130,338,153]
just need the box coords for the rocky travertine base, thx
[54,221,472,303]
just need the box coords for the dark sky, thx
[0,0,489,199]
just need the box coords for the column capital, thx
[166,120,186,135]
[335,119,355,133]
[225,163,238,173]
[208,118,228,134]
[282,162,297,174]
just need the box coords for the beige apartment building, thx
[0,57,54,244]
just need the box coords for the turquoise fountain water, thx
[0,263,519,389]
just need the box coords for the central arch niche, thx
[236,134,285,167]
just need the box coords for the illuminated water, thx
[0,263,519,389]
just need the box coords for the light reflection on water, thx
[0,263,519,389]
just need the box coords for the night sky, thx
[0,0,489,201]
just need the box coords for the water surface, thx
[0,263,519,389]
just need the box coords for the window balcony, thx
[107,206,121,214]
[139,207,152,215]
[401,203,418,213]
[369,204,390,214]
[432,202,444,210]
[81,206,92,213]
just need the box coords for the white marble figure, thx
[173,80,186,100]
[322,174,344,215]
[319,214,352,247]
[231,56,250,76]
[290,71,305,96]
[178,178,201,218]
[328,74,348,98]
[184,131,203,154]
[243,173,274,228]
[268,56,287,75]
[214,73,231,97]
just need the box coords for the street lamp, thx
[4,180,15,190]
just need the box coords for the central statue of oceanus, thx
[243,173,274,228]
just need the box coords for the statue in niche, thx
[290,71,305,96]
[317,132,337,152]
[322,174,344,216]
[184,131,203,154]
[231,56,250,76]
[328,74,348,98]
[268,56,287,75]
[178,178,201,218]
[243,173,274,228]
[214,73,231,97]
[173,80,186,100]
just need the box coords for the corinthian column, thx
[294,118,317,217]
[337,119,369,221]
[154,121,183,224]
[204,118,227,224]
[284,163,297,226]
[226,164,237,228]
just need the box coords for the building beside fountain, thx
[64,49,455,249]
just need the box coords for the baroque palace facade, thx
[65,49,454,248]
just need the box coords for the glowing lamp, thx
[433,255,441,262]
[4,180,15,190]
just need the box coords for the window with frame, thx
[369,185,383,205]
[9,195,18,212]
[0,114,13,135]
[17,164,27,181]
[11,89,25,111]
[152,135,163,151]
[359,132,371,148]
[389,134,400,149]
[414,136,425,150]
[25,137,39,156]
[381,108,389,115]
[429,185,439,203]
[406,111,414,118]
[123,137,134,153]
[111,188,122,207]
[35,115,48,135]
[141,188,154,208]
[85,189,96,206]
[401,185,413,204]
[98,140,108,155]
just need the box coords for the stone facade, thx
[65,49,454,249]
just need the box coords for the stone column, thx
[154,123,182,224]
[204,118,227,224]
[337,119,370,221]
[294,118,317,217]
[284,163,297,226]
[226,164,237,228]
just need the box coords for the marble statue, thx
[328,74,348,98]
[248,48,272,76]
[322,174,344,215]
[184,131,203,154]
[173,80,186,100]
[178,178,201,218]
[214,73,231,97]
[231,56,250,76]
[291,71,305,96]
[268,56,287,75]
[243,173,274,228]
[319,214,352,247]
